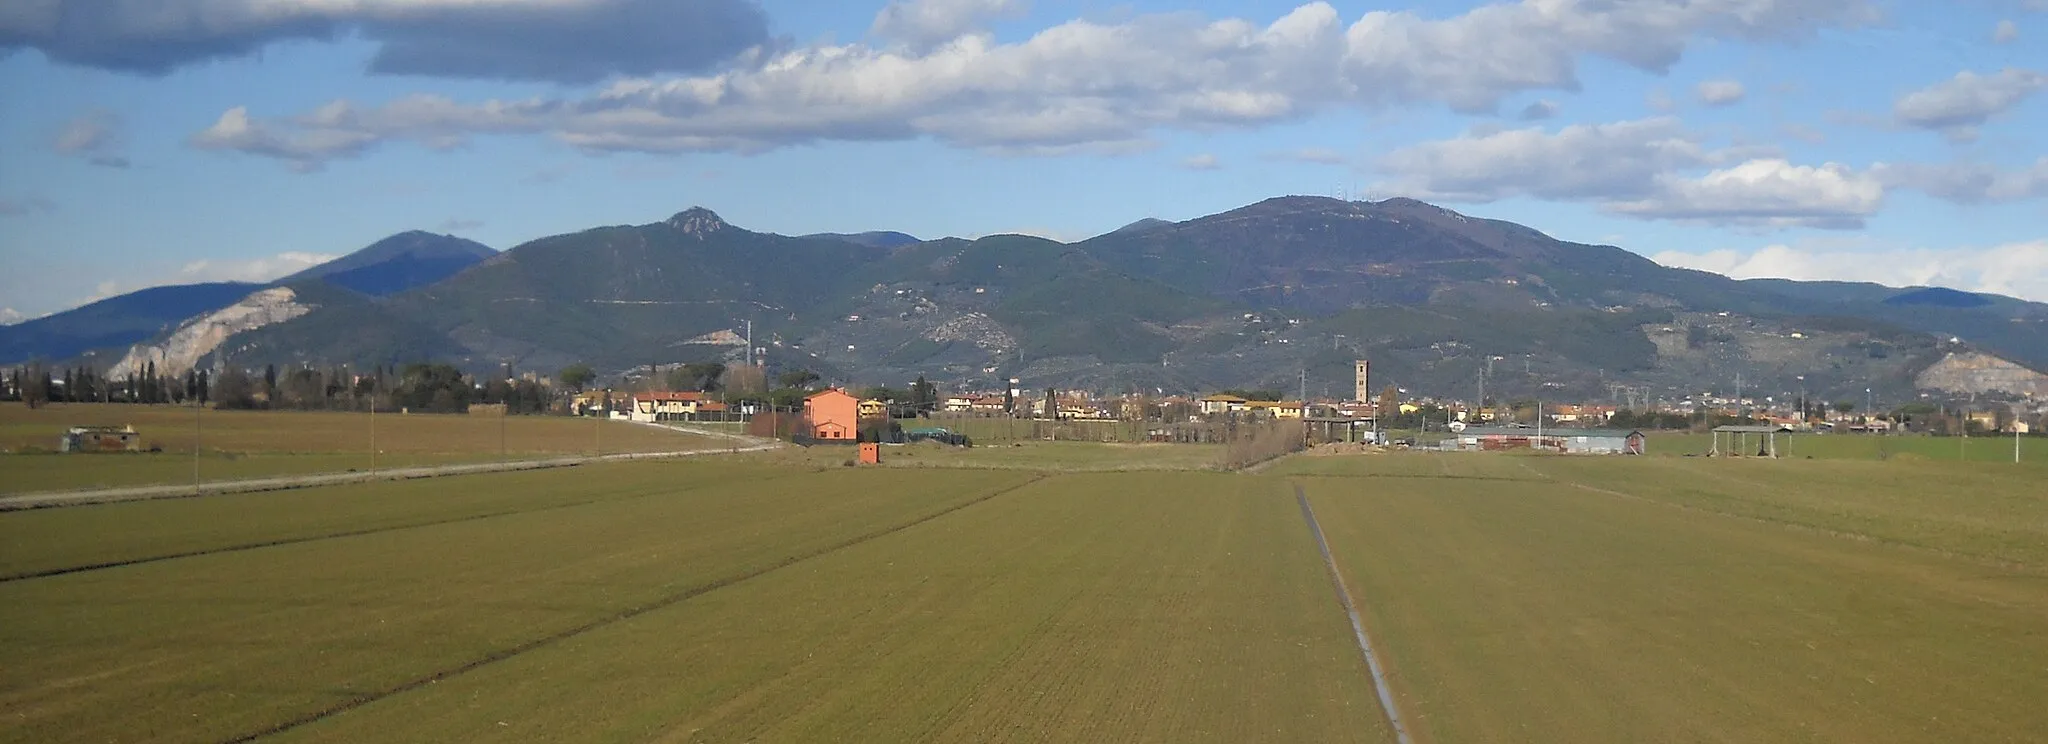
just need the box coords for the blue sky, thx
[3,0,2047,321]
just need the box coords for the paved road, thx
[0,423,782,511]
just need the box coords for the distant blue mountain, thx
[0,231,495,365]
[282,231,496,296]
[0,282,260,364]
[800,231,923,249]
[1883,286,1992,309]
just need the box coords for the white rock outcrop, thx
[1915,352,2048,397]
[110,287,313,378]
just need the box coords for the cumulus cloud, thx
[0,0,770,83]
[1696,79,1746,106]
[1180,153,1221,170]
[1994,19,2019,43]
[189,106,380,171]
[1607,159,1884,229]
[872,0,1026,52]
[1374,122,1874,229]
[1872,158,2048,203]
[0,308,29,326]
[1654,240,2048,302]
[1893,68,2046,142]
[1518,99,1559,120]
[187,0,1879,167]
[0,195,56,216]
[58,251,339,311]
[1373,118,1719,203]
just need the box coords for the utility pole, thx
[1299,368,1307,403]
[193,391,201,496]
[1477,368,1486,422]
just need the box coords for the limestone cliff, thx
[1915,352,2048,397]
[109,287,313,378]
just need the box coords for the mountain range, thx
[1,232,492,372]
[9,197,2047,404]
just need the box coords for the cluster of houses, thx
[569,373,2038,453]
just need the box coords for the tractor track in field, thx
[1516,460,2046,574]
[0,470,814,584]
[216,473,1048,744]
[1294,483,1415,744]
[0,425,783,512]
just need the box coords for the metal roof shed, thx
[1710,425,1794,458]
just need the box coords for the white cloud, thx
[189,0,1881,167]
[1375,122,1876,229]
[1373,117,1719,203]
[1695,79,1746,106]
[174,252,340,285]
[1654,240,2048,302]
[871,0,1027,52]
[189,106,379,170]
[1180,153,1220,170]
[1993,19,2019,43]
[1872,158,2048,203]
[68,250,334,312]
[0,308,28,326]
[1608,159,1883,229]
[1893,68,2046,142]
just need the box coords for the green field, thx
[0,404,714,494]
[4,446,2046,742]
[1645,430,2043,462]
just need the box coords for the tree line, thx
[6,361,554,415]
[7,362,210,409]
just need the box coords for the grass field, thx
[1,461,1384,743]
[0,404,714,493]
[1304,454,2048,742]
[1647,430,2045,462]
[5,445,2046,742]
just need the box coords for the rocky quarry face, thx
[1915,352,2048,397]
[110,287,313,378]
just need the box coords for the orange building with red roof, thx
[805,388,860,442]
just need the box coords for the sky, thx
[2,0,2047,322]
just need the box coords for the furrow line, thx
[1,470,813,583]
[1294,483,1414,744]
[218,473,1047,744]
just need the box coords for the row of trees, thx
[7,363,212,409]
[6,362,555,415]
